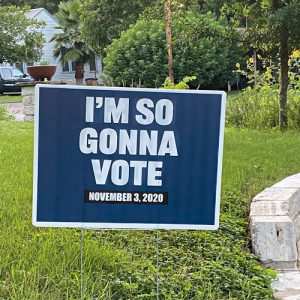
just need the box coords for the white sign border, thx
[33,85,226,230]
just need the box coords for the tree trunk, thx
[75,60,84,85]
[279,33,289,130]
[165,0,174,83]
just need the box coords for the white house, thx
[20,8,102,83]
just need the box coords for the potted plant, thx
[27,61,57,81]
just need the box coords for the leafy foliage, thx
[0,0,61,13]
[227,88,300,129]
[227,50,300,129]
[51,0,95,83]
[25,0,61,13]
[239,0,300,52]
[224,0,300,129]
[80,0,154,54]
[0,6,44,63]
[103,13,241,88]
[162,76,197,89]
[0,105,12,121]
[227,88,279,129]
[102,19,167,88]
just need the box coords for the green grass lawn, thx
[1,122,300,299]
[0,95,22,104]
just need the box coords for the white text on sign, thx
[79,96,179,186]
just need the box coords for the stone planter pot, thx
[85,78,98,86]
[27,65,57,81]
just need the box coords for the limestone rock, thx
[250,215,297,270]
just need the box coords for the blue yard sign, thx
[33,85,226,230]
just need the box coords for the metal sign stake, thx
[156,230,160,300]
[80,228,84,300]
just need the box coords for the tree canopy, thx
[0,0,61,13]
[103,12,241,88]
[80,0,155,54]
[0,6,44,64]
[51,0,95,84]
[227,0,300,50]
[227,0,300,129]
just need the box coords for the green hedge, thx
[103,13,240,89]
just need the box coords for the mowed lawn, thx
[1,121,300,299]
[0,95,22,104]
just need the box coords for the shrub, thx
[161,76,197,89]
[103,12,241,89]
[0,105,12,121]
[227,51,300,129]
[226,87,300,129]
[102,20,167,88]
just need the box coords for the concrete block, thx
[288,173,300,180]
[250,201,289,217]
[273,290,300,300]
[290,197,300,221]
[297,241,300,267]
[273,178,300,189]
[23,95,35,106]
[253,187,299,202]
[21,86,35,97]
[272,271,300,292]
[250,215,297,270]
[294,215,300,241]
[253,187,300,220]
[253,175,300,297]
[273,173,300,183]
[23,106,34,116]
[24,115,34,122]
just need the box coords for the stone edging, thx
[21,82,68,122]
[250,173,300,270]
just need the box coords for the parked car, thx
[0,67,33,94]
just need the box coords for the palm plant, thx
[51,0,94,84]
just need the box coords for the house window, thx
[62,61,75,72]
[62,61,69,72]
[89,55,96,72]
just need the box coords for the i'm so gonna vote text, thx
[79,96,178,187]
